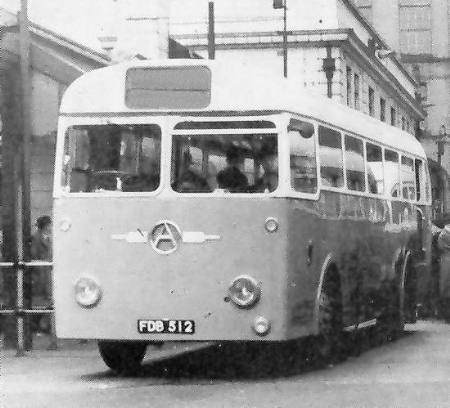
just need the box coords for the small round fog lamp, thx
[265,217,279,233]
[60,218,72,232]
[74,276,102,308]
[253,316,271,336]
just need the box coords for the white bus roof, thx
[60,59,426,159]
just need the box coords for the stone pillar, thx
[0,66,22,348]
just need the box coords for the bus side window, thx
[415,159,425,202]
[289,119,317,193]
[384,149,400,198]
[366,142,383,194]
[318,126,344,188]
[401,155,416,200]
[344,135,365,192]
[424,162,431,202]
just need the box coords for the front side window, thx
[345,135,365,192]
[319,126,344,188]
[384,149,400,197]
[401,155,416,200]
[366,143,384,194]
[415,158,425,202]
[171,129,278,194]
[62,124,161,193]
[289,119,317,193]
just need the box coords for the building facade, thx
[170,0,425,137]
[353,0,450,217]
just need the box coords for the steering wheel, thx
[90,170,135,191]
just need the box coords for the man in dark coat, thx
[217,146,248,192]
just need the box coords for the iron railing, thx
[0,260,56,356]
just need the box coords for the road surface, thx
[2,320,450,408]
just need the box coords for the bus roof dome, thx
[60,59,426,159]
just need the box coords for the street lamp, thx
[273,0,288,78]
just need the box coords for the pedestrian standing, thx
[30,216,52,333]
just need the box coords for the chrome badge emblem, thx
[150,221,182,254]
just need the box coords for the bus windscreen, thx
[62,124,161,193]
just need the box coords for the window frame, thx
[344,134,366,193]
[288,118,319,195]
[58,121,164,197]
[318,125,345,190]
[400,153,417,202]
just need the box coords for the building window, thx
[391,107,396,126]
[399,0,432,55]
[380,98,386,122]
[354,73,360,111]
[346,67,352,107]
[368,87,375,117]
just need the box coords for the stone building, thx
[170,0,425,138]
[353,0,450,217]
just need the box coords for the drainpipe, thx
[19,0,32,352]
[323,45,336,99]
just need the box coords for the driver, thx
[122,156,160,192]
[217,145,248,192]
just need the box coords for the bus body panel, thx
[53,197,290,340]
[284,191,432,339]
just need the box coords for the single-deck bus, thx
[53,60,432,372]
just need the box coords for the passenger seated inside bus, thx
[217,146,249,192]
[171,129,278,194]
[122,157,160,192]
[252,145,278,193]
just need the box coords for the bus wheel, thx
[404,264,417,324]
[377,283,403,343]
[98,341,147,374]
[315,273,344,364]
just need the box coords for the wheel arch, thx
[313,252,342,334]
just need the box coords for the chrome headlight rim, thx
[74,275,102,308]
[228,274,261,309]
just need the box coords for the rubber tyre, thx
[377,283,404,342]
[98,341,147,374]
[316,278,344,363]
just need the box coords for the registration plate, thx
[138,319,195,334]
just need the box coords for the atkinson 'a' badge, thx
[150,221,182,254]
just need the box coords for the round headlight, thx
[74,276,102,308]
[228,275,261,308]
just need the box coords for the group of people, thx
[173,145,278,194]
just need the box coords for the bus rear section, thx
[53,116,297,343]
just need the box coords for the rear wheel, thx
[376,282,404,343]
[98,341,147,374]
[315,272,344,363]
